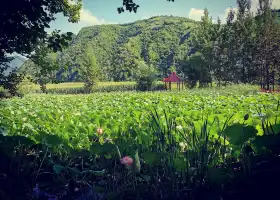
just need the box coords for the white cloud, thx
[79,8,107,25]
[48,5,117,34]
[188,8,204,21]
[250,0,280,14]
[218,0,280,24]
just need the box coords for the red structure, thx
[162,72,184,90]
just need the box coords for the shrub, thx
[151,82,166,91]
[17,76,35,96]
[0,71,23,97]
[135,61,157,91]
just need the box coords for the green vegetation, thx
[0,86,279,199]
[0,0,82,62]
[1,87,272,148]
[77,45,101,93]
[135,61,158,91]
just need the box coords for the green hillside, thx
[56,16,198,81]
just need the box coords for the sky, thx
[49,0,280,34]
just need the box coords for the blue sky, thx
[48,0,280,34]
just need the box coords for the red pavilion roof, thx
[162,72,181,82]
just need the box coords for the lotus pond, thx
[0,90,279,150]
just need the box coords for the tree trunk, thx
[272,70,275,92]
[266,63,269,90]
[40,83,47,93]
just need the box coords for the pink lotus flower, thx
[97,128,103,135]
[120,156,133,166]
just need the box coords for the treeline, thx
[181,0,280,89]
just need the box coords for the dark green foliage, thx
[1,108,280,199]
[0,0,81,96]
[77,45,101,93]
[0,0,82,60]
[135,61,157,91]
[179,1,280,89]
[0,71,24,97]
[20,44,61,93]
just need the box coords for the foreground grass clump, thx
[0,87,280,199]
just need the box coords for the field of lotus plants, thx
[1,88,280,199]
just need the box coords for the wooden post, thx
[169,82,171,90]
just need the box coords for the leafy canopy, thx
[0,0,82,60]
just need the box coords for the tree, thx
[180,54,206,88]
[183,9,217,87]
[21,44,60,93]
[135,61,157,91]
[0,71,24,97]
[77,45,100,93]
[255,0,280,90]
[0,0,82,96]
[0,0,82,61]
[234,0,258,83]
[212,17,227,86]
[219,8,237,85]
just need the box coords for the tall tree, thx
[212,17,226,86]
[21,44,60,93]
[77,45,100,93]
[255,0,280,90]
[234,0,258,83]
[221,8,237,85]
[184,9,217,87]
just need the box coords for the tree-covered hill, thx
[54,16,198,82]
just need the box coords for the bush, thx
[0,72,24,97]
[0,87,10,98]
[135,61,157,91]
[17,77,35,96]
[151,82,166,91]
[136,76,154,91]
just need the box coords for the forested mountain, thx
[54,16,198,82]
